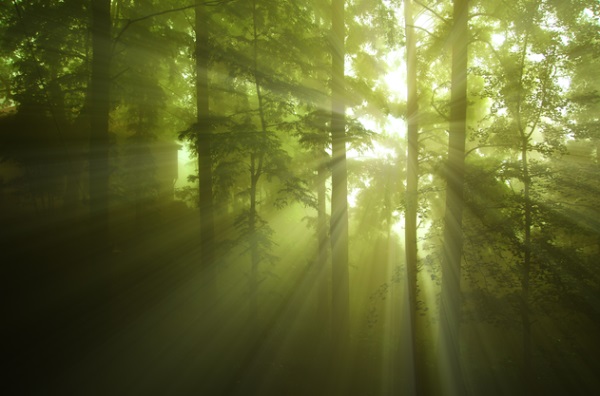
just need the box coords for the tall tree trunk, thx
[330,0,349,383]
[513,27,535,392]
[439,0,468,394]
[248,161,260,321]
[596,141,600,256]
[89,0,111,257]
[403,0,426,394]
[317,149,330,328]
[246,0,268,321]
[520,139,533,392]
[195,0,216,299]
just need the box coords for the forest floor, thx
[4,204,600,395]
[4,205,361,395]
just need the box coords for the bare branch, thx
[113,0,237,45]
[465,144,515,157]
[407,23,440,39]
[414,0,450,24]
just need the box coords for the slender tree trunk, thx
[439,0,468,394]
[246,0,268,322]
[596,142,600,256]
[403,0,426,394]
[330,0,350,388]
[249,161,259,321]
[195,0,216,299]
[89,0,111,257]
[89,4,113,380]
[513,27,535,392]
[520,139,533,392]
[317,149,330,328]
[47,69,77,212]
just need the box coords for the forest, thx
[1,0,599,395]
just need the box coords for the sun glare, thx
[383,50,407,102]
[391,211,405,236]
[176,142,197,189]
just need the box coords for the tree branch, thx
[113,0,237,45]
[465,143,515,157]
[406,23,439,39]
[414,0,450,24]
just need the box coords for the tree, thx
[199,0,312,321]
[195,0,217,298]
[439,0,468,394]
[494,2,573,389]
[293,109,332,328]
[89,0,112,256]
[461,1,598,392]
[403,0,427,393]
[0,1,90,214]
[330,0,350,363]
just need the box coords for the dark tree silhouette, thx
[404,1,427,393]
[195,0,217,298]
[89,0,111,256]
[330,0,350,348]
[439,0,469,394]
[329,1,351,393]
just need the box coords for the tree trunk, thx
[439,0,468,394]
[520,139,533,392]
[89,0,111,257]
[249,161,259,321]
[195,0,217,299]
[403,0,426,394]
[330,0,350,387]
[246,0,268,322]
[513,27,535,393]
[317,149,330,328]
